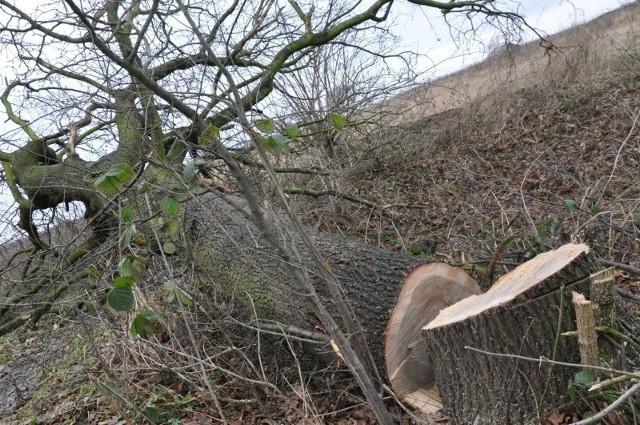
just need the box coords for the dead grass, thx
[288,4,640,291]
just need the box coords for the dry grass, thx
[374,2,640,125]
[287,3,640,290]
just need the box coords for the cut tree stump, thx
[421,243,598,425]
[385,263,481,412]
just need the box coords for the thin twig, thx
[599,259,640,277]
[596,109,640,207]
[464,345,640,378]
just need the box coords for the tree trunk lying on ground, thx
[183,194,640,423]
[4,191,639,423]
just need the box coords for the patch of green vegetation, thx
[141,387,196,425]
[566,370,622,420]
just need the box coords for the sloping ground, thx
[290,4,640,294]
[377,1,640,125]
[1,4,640,425]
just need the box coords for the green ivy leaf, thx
[119,224,136,248]
[107,286,134,312]
[159,196,180,217]
[162,242,176,254]
[329,112,347,131]
[255,119,275,134]
[94,163,134,194]
[130,310,158,336]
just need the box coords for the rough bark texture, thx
[183,191,420,373]
[422,246,599,425]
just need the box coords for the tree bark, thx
[184,191,421,373]
[421,244,599,425]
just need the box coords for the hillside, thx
[1,3,640,424]
[382,1,640,123]
[289,2,640,290]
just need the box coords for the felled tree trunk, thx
[182,192,480,382]
[421,244,598,425]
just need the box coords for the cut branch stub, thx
[384,263,480,413]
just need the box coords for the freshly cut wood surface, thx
[421,243,598,424]
[426,243,590,330]
[385,263,480,408]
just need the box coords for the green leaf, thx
[562,199,576,211]
[142,405,164,423]
[329,112,347,131]
[150,216,164,229]
[162,282,190,305]
[94,164,134,193]
[162,282,176,303]
[130,310,158,336]
[183,162,197,183]
[119,224,136,248]
[159,196,180,217]
[176,290,190,306]
[255,119,275,134]
[131,232,146,246]
[107,286,134,312]
[162,242,176,255]
[198,124,220,145]
[283,125,300,138]
[573,370,596,390]
[119,255,146,278]
[258,134,290,154]
[112,275,136,287]
[121,206,133,222]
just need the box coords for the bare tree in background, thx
[0,0,532,422]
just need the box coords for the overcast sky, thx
[393,0,632,79]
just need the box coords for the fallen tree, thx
[0,1,558,422]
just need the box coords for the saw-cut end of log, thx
[425,243,590,330]
[384,263,480,412]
